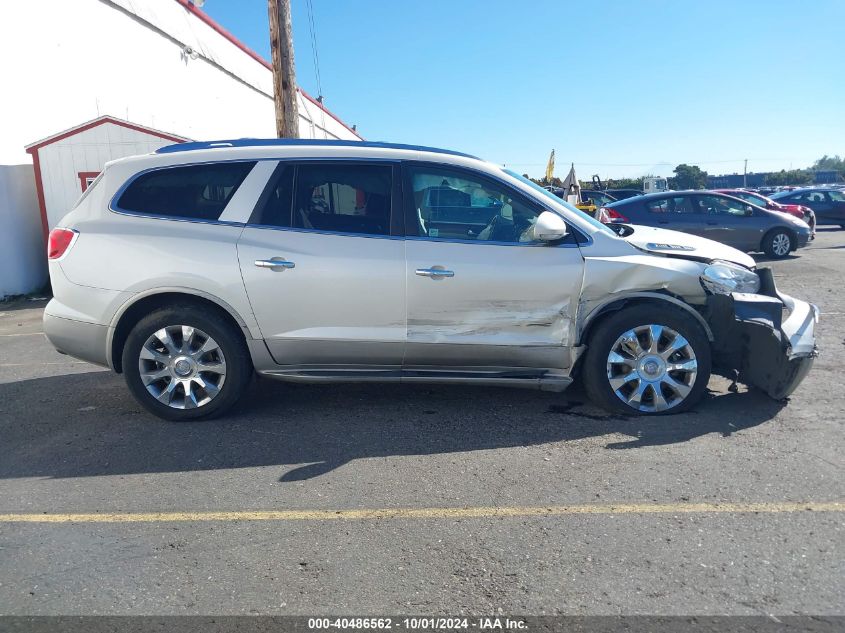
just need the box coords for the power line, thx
[502,158,797,168]
[304,0,327,138]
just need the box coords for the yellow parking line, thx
[0,501,841,524]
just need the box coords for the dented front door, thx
[404,240,584,371]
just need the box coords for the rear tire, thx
[762,229,794,258]
[122,305,252,421]
[582,304,712,416]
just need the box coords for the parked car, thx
[580,190,618,207]
[598,191,812,258]
[605,189,643,200]
[545,186,603,217]
[714,188,816,234]
[44,139,818,420]
[770,188,845,228]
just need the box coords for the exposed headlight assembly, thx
[701,261,760,295]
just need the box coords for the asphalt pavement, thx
[0,229,842,616]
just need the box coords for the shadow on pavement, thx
[0,371,786,482]
[753,253,800,264]
[0,298,50,313]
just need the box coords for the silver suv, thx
[44,140,818,421]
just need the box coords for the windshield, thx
[503,169,617,236]
[584,191,616,206]
[731,190,769,205]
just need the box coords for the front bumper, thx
[706,282,818,400]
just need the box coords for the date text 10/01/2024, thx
[307,617,528,630]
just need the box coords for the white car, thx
[44,140,818,421]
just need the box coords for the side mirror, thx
[745,206,754,216]
[533,211,568,242]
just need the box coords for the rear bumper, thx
[706,288,818,399]
[43,303,110,368]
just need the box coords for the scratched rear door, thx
[402,163,585,373]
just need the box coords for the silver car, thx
[44,140,819,421]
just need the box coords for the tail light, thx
[598,207,629,223]
[47,228,78,260]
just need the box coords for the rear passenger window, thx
[293,164,392,236]
[116,162,256,220]
[646,197,695,214]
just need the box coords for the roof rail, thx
[156,138,480,159]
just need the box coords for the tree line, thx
[530,155,843,190]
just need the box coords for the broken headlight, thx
[700,261,760,295]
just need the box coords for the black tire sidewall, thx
[763,228,793,258]
[582,304,712,416]
[122,306,252,421]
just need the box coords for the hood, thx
[622,225,757,269]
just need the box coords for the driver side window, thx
[696,195,750,217]
[406,167,542,244]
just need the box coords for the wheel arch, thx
[108,288,253,373]
[761,225,797,253]
[576,292,714,348]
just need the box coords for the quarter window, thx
[645,197,695,214]
[116,162,256,220]
[407,167,542,243]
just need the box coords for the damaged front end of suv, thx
[698,261,819,399]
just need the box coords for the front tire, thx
[582,305,712,415]
[762,229,793,258]
[122,305,252,421]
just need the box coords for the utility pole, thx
[743,159,748,188]
[268,0,299,138]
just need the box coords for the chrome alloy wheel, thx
[606,324,698,413]
[138,325,226,410]
[772,233,791,257]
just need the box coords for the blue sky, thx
[204,0,844,180]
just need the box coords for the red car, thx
[715,189,816,236]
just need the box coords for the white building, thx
[25,116,193,246]
[0,0,361,297]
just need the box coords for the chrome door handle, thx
[255,258,295,270]
[415,267,454,278]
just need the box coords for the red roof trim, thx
[298,91,361,139]
[173,0,363,140]
[174,0,272,71]
[26,116,189,152]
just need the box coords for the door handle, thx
[657,220,669,224]
[706,221,718,225]
[416,267,454,278]
[255,258,295,270]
